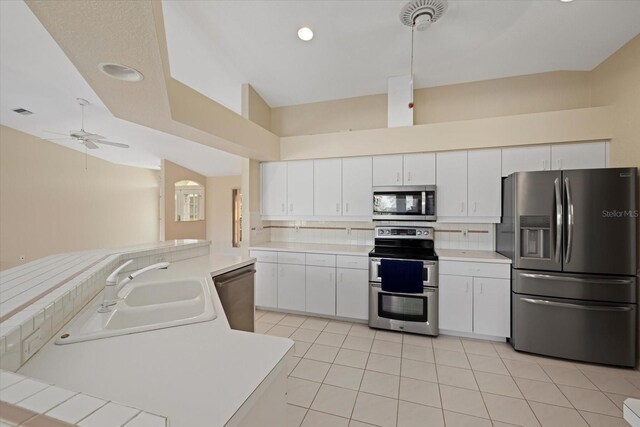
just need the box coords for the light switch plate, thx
[22,328,43,362]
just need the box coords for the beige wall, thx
[247,85,272,132]
[206,175,241,255]
[271,93,387,137]
[280,106,613,160]
[591,34,640,169]
[271,71,592,137]
[0,126,159,271]
[162,159,206,241]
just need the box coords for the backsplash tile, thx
[265,220,495,251]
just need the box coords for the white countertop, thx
[250,241,372,256]
[436,249,512,264]
[625,398,640,426]
[18,256,293,427]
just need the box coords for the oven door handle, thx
[370,282,437,296]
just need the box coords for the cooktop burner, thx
[370,226,437,261]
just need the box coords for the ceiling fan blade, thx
[46,137,74,141]
[43,130,70,137]
[83,140,99,149]
[71,130,105,140]
[92,139,129,149]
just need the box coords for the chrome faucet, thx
[99,260,170,312]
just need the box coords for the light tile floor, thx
[255,310,635,427]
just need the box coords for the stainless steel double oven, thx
[368,226,439,336]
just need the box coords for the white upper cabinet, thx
[551,141,607,170]
[404,152,436,186]
[286,160,314,216]
[342,157,372,217]
[467,149,502,218]
[314,159,342,216]
[436,151,468,217]
[501,145,551,176]
[372,155,403,186]
[261,162,287,216]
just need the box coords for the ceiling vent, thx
[400,0,448,31]
[12,108,33,115]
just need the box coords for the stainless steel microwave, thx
[372,186,436,221]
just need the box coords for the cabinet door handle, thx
[290,203,294,213]
[473,201,477,213]
[336,203,340,213]
[466,281,470,293]
[340,272,343,282]
[542,159,547,170]
[397,172,401,183]
[345,203,349,213]
[479,282,483,294]
[408,171,412,182]
[461,202,465,213]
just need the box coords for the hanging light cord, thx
[409,23,415,108]
[410,24,415,80]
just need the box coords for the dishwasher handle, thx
[214,268,256,287]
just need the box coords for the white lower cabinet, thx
[473,277,510,337]
[336,268,369,320]
[439,261,511,338]
[251,249,368,320]
[439,275,473,333]
[277,264,305,312]
[305,266,336,316]
[255,262,278,309]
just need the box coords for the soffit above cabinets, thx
[163,0,640,109]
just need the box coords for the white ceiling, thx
[0,1,242,177]
[163,0,640,109]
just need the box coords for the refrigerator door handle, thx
[554,178,562,263]
[520,273,634,285]
[564,177,574,264]
[522,298,632,312]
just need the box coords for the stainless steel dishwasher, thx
[212,263,256,332]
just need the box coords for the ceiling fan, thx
[45,98,129,150]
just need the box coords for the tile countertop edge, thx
[624,398,640,426]
[436,249,512,264]
[249,242,373,256]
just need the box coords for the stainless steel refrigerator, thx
[497,168,638,367]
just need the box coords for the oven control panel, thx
[375,226,434,240]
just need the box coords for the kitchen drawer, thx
[336,255,368,270]
[306,253,337,268]
[249,250,278,263]
[277,251,306,265]
[439,261,510,279]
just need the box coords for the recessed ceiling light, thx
[297,27,314,41]
[559,0,574,2]
[98,63,144,82]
